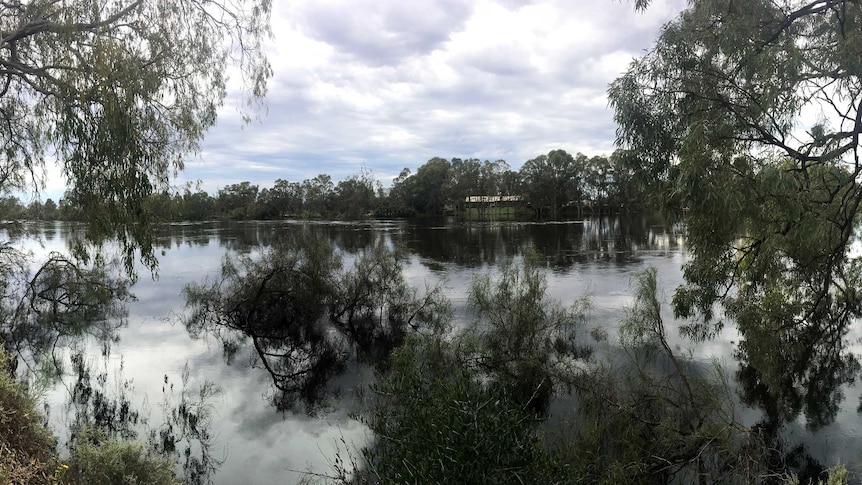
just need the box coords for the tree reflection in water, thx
[183,230,449,413]
[0,250,130,379]
[730,312,860,481]
[0,242,222,485]
[735,320,860,430]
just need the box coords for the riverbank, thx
[0,348,178,485]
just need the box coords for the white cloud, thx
[178,0,687,197]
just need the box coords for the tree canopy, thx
[1,0,271,272]
[611,0,862,424]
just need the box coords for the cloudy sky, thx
[164,0,687,196]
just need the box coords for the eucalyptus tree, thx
[386,168,414,215]
[611,0,862,426]
[520,149,578,219]
[269,178,304,217]
[334,172,377,219]
[1,0,271,272]
[606,149,643,209]
[583,155,611,209]
[446,157,481,214]
[477,159,508,218]
[302,174,335,217]
[499,169,523,196]
[180,189,215,222]
[216,181,259,220]
[411,157,452,215]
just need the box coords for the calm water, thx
[14,216,862,482]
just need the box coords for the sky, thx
[39,0,688,200]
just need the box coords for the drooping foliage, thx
[0,0,271,272]
[568,268,766,484]
[610,0,862,427]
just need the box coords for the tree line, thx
[13,149,651,223]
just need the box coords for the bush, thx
[64,428,180,485]
[0,347,182,485]
[355,335,568,484]
[0,347,57,485]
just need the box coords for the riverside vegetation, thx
[5,150,645,223]
[3,230,853,484]
[184,234,852,484]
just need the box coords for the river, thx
[11,215,862,483]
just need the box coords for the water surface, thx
[17,215,862,482]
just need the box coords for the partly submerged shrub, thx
[357,335,567,484]
[65,428,180,485]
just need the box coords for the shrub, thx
[0,347,57,485]
[356,335,568,484]
[64,428,180,485]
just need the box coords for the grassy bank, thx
[0,348,179,485]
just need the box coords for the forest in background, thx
[11,149,655,222]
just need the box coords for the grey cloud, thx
[293,0,473,65]
[459,45,534,77]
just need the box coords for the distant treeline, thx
[15,149,654,222]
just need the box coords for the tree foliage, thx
[569,268,760,484]
[0,0,271,272]
[611,0,862,426]
[466,256,591,413]
[330,265,808,484]
[353,335,565,485]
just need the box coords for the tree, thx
[42,198,57,220]
[387,168,413,214]
[410,157,451,215]
[445,158,481,214]
[520,150,578,219]
[568,268,774,484]
[610,0,862,427]
[606,149,642,209]
[480,159,508,195]
[181,190,215,222]
[333,172,377,219]
[499,169,522,196]
[216,182,259,220]
[257,179,302,219]
[1,0,271,272]
[302,174,335,217]
[466,256,591,413]
[353,335,565,485]
[582,155,608,208]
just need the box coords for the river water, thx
[14,215,862,483]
